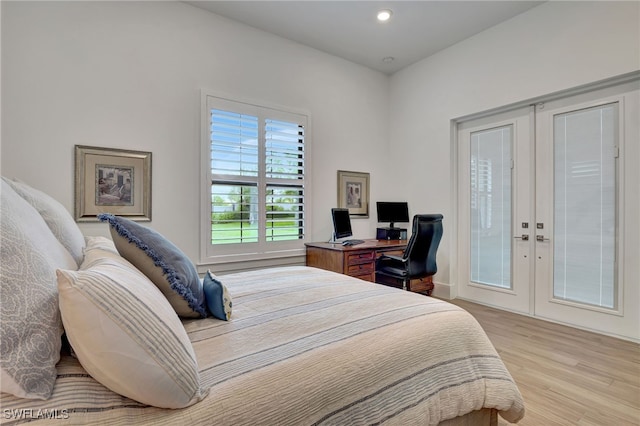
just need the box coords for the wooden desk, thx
[305,239,434,295]
[305,239,405,282]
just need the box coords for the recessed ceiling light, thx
[377,9,393,22]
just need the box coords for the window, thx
[201,94,309,262]
[469,125,512,289]
[553,104,617,308]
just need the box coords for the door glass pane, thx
[470,126,512,288]
[553,104,617,308]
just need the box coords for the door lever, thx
[536,235,550,242]
[514,234,529,241]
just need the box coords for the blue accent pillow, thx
[203,270,232,321]
[98,214,206,318]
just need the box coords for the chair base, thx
[375,274,434,296]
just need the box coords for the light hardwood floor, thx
[445,298,640,426]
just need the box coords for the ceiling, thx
[185,1,544,74]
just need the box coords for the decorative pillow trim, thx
[97,214,207,318]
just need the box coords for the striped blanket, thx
[0,266,524,425]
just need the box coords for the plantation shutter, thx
[210,109,259,177]
[206,97,308,249]
[210,109,259,244]
[265,118,305,242]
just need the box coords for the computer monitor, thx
[331,208,353,241]
[376,202,410,229]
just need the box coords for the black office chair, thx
[375,214,443,294]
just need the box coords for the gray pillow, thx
[0,180,77,399]
[3,177,85,266]
[98,214,206,318]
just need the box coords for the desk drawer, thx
[351,272,375,282]
[346,251,376,265]
[347,262,374,275]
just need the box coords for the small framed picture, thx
[337,170,369,218]
[75,145,152,222]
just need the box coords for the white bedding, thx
[0,266,524,425]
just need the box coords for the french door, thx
[457,107,533,315]
[457,80,639,340]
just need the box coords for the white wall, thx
[1,1,391,268]
[389,1,640,291]
[2,1,639,284]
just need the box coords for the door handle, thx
[514,234,529,241]
[536,235,550,242]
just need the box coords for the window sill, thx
[197,248,306,274]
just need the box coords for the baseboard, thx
[432,281,454,299]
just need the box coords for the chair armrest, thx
[378,254,406,263]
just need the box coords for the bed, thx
[0,178,524,425]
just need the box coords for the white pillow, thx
[3,177,85,266]
[56,238,208,408]
[81,235,121,265]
